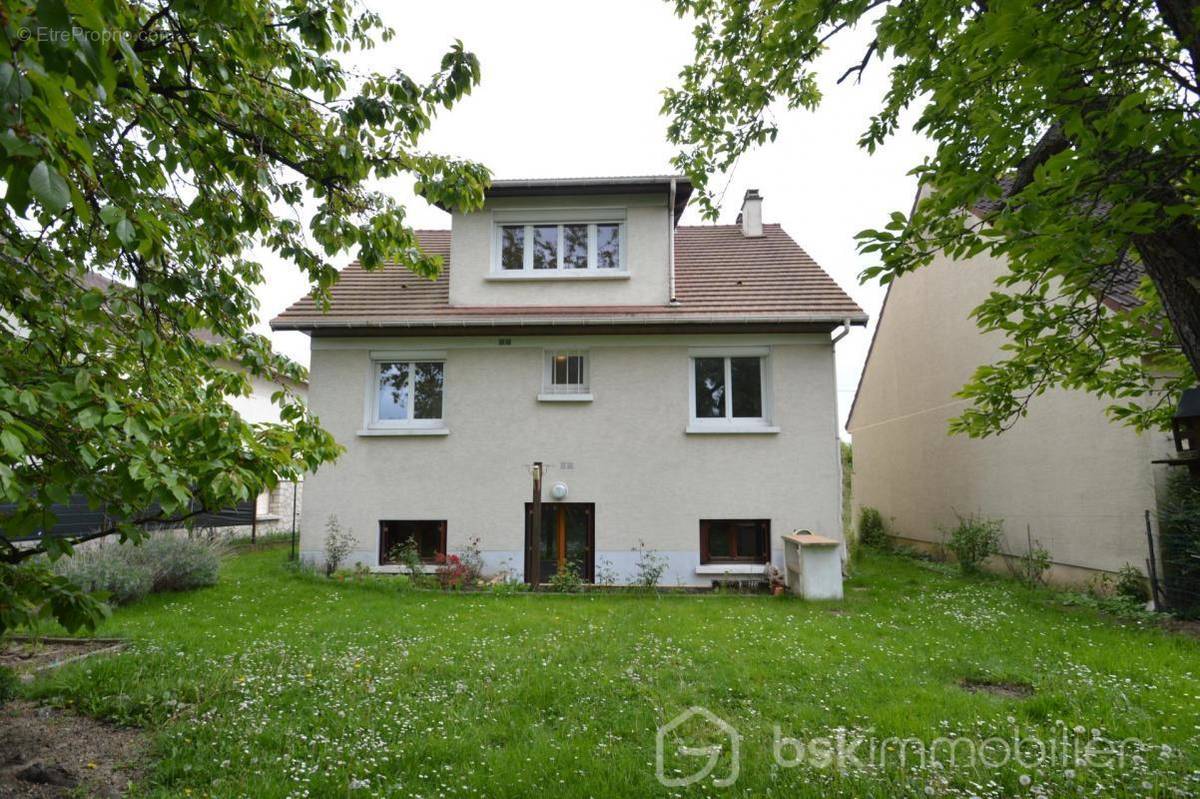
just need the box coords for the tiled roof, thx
[271,225,866,332]
[969,188,1143,312]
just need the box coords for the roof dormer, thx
[446,176,691,308]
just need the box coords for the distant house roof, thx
[969,188,1143,313]
[270,225,867,336]
[81,271,307,386]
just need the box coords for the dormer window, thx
[495,219,624,273]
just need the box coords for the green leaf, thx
[0,430,24,459]
[28,161,70,213]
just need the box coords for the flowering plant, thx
[434,553,469,590]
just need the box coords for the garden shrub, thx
[944,514,1003,574]
[548,560,583,593]
[858,506,889,550]
[137,535,222,592]
[53,535,223,605]
[594,557,619,588]
[389,537,427,586]
[457,536,485,587]
[631,540,667,590]
[1115,563,1149,603]
[1159,473,1200,616]
[434,553,470,590]
[55,548,154,604]
[1009,538,1051,587]
[323,515,356,576]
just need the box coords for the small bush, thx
[1115,563,1149,603]
[944,514,1003,574]
[548,560,583,593]
[389,537,428,586]
[858,507,889,550]
[138,536,222,592]
[323,515,356,576]
[1010,538,1051,587]
[457,536,485,588]
[53,535,223,605]
[55,549,154,604]
[594,557,619,588]
[434,553,470,590]
[631,540,667,590]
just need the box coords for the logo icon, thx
[656,706,741,788]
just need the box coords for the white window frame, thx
[539,350,592,402]
[686,348,778,434]
[491,208,627,275]
[361,351,449,435]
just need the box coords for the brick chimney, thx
[739,189,763,237]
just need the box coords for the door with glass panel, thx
[523,503,594,583]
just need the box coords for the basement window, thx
[700,519,770,564]
[379,520,446,565]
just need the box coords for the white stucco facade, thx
[298,333,845,584]
[279,179,861,585]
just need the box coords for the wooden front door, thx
[524,503,595,584]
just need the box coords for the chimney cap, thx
[743,188,761,201]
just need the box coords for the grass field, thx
[26,545,1200,797]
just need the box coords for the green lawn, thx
[27,545,1200,798]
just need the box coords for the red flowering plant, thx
[434,553,470,590]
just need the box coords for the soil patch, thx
[0,639,125,677]
[958,678,1034,699]
[0,701,146,798]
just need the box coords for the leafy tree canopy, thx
[0,0,488,632]
[664,0,1200,436]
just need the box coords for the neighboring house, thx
[194,329,308,535]
[847,188,1176,584]
[1,273,304,539]
[272,177,866,585]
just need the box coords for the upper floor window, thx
[496,222,623,272]
[687,350,776,433]
[542,351,589,396]
[368,357,445,431]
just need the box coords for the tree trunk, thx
[1132,216,1200,381]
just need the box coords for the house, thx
[194,329,307,535]
[272,177,866,585]
[847,187,1177,584]
[0,274,305,540]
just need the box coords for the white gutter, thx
[668,177,678,304]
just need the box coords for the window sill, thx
[357,428,450,437]
[537,393,594,402]
[376,564,440,574]
[696,564,767,576]
[486,271,630,282]
[685,424,780,435]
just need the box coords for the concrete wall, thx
[848,242,1175,580]
[299,333,844,584]
[448,194,670,307]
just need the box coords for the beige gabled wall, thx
[848,244,1175,578]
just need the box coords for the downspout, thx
[668,178,678,304]
[831,317,852,345]
[832,316,852,563]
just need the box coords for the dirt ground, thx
[0,701,146,798]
